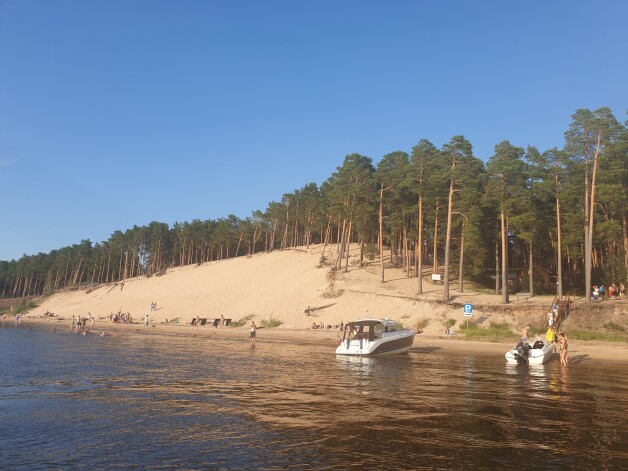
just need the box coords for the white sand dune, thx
[33,244,560,334]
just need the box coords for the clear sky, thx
[1,0,626,261]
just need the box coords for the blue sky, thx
[1,0,626,261]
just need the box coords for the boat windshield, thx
[384,320,403,332]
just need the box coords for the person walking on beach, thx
[559,332,569,367]
[144,314,149,328]
[250,321,257,347]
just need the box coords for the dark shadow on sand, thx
[410,346,442,354]
[568,354,590,365]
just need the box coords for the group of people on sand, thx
[109,310,132,324]
[310,322,334,330]
[592,282,625,301]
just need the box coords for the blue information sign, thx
[463,304,473,317]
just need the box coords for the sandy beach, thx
[20,316,628,364]
[20,244,628,362]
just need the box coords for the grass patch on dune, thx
[603,321,625,333]
[261,316,283,328]
[567,329,628,343]
[14,301,38,315]
[443,318,456,329]
[415,317,430,330]
[230,314,255,328]
[460,321,515,341]
[322,288,344,298]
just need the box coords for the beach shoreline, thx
[9,244,626,364]
[17,316,628,364]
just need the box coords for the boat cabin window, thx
[385,321,402,333]
[373,324,384,339]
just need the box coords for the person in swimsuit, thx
[250,321,256,347]
[559,331,568,366]
[521,324,531,343]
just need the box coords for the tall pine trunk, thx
[528,241,534,296]
[586,131,602,301]
[379,181,385,283]
[417,195,423,294]
[433,203,439,275]
[501,210,509,304]
[556,176,563,300]
[443,174,455,302]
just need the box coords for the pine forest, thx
[2,107,626,304]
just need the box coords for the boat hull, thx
[336,331,415,356]
[505,342,555,365]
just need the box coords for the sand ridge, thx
[27,244,625,339]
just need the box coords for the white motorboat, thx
[336,319,415,356]
[505,339,555,365]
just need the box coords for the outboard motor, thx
[513,341,531,365]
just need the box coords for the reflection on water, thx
[1,323,627,469]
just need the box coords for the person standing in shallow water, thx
[559,332,569,366]
[250,321,256,347]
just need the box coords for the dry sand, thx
[23,244,628,362]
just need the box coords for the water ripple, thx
[0,327,626,469]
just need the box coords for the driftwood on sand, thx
[304,303,336,316]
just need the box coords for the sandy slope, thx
[19,244,628,362]
[29,244,590,333]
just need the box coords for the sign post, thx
[463,303,473,330]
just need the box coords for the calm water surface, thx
[1,323,626,470]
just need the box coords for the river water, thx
[1,323,626,470]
